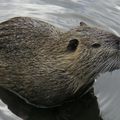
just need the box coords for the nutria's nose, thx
[114,39,120,50]
[115,40,120,45]
[105,39,120,50]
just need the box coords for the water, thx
[94,70,120,120]
[0,0,120,120]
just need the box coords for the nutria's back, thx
[0,17,120,107]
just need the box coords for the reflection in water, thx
[0,86,102,120]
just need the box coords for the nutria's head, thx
[56,23,120,91]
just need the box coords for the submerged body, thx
[0,17,120,107]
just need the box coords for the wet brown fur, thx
[0,17,120,107]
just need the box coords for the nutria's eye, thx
[67,39,79,52]
[91,43,101,48]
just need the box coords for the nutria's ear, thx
[80,22,87,26]
[67,39,79,52]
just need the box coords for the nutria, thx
[0,17,120,108]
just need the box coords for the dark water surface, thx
[0,0,120,120]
